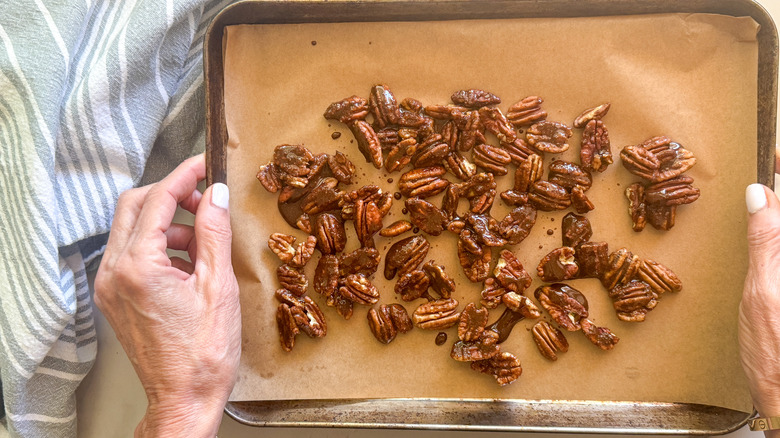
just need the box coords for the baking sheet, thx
[223,13,758,413]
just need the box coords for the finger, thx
[104,185,154,255]
[179,188,203,216]
[165,223,197,259]
[170,256,195,275]
[134,154,206,238]
[193,183,233,282]
[746,183,780,258]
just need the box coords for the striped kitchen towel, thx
[0,0,232,436]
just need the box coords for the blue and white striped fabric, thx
[0,1,231,436]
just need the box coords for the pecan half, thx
[532,321,569,361]
[451,89,501,108]
[406,198,448,236]
[273,144,315,188]
[479,107,516,143]
[528,180,571,211]
[512,153,544,192]
[646,204,676,230]
[494,249,532,293]
[500,138,534,165]
[455,110,486,152]
[534,283,589,331]
[328,151,356,184]
[349,120,383,169]
[412,134,450,168]
[601,248,641,290]
[527,121,572,154]
[537,247,579,282]
[580,318,619,350]
[301,178,342,215]
[276,303,299,352]
[502,292,541,319]
[498,205,537,245]
[277,264,308,296]
[413,298,460,330]
[422,261,456,299]
[268,233,296,264]
[424,104,468,120]
[292,296,327,338]
[458,302,489,342]
[561,212,592,248]
[548,160,592,192]
[313,213,346,255]
[398,166,450,198]
[580,119,612,172]
[380,219,413,237]
[354,198,384,247]
[443,151,477,181]
[324,95,369,123]
[368,84,400,129]
[507,96,547,127]
[480,277,507,309]
[625,182,647,232]
[471,351,522,386]
[642,137,697,182]
[458,229,492,282]
[339,274,380,305]
[395,270,431,302]
[609,280,657,322]
[575,241,609,279]
[337,247,380,277]
[638,259,682,294]
[385,137,416,173]
[451,329,500,361]
[384,235,430,280]
[467,214,507,247]
[257,163,281,193]
[289,235,317,268]
[573,103,611,128]
[368,304,413,345]
[314,254,339,302]
[472,143,512,175]
[620,144,660,181]
[645,175,700,207]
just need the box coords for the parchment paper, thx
[223,13,759,413]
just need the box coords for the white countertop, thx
[73,1,780,437]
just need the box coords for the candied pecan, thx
[527,121,572,154]
[646,204,676,230]
[268,233,296,264]
[609,280,657,322]
[411,136,450,168]
[501,138,534,165]
[575,241,609,279]
[537,247,579,282]
[257,163,281,193]
[494,249,532,293]
[424,104,468,120]
[324,96,369,123]
[301,177,342,215]
[642,137,697,182]
[354,199,384,247]
[328,151,356,184]
[368,84,400,128]
[313,213,346,255]
[446,219,466,234]
[296,214,312,234]
[467,214,507,247]
[479,107,516,143]
[333,292,354,320]
[377,128,400,151]
[395,270,431,302]
[398,166,450,198]
[350,120,383,169]
[572,187,595,213]
[274,288,303,307]
[480,277,507,309]
[532,321,569,361]
[367,305,397,344]
[385,137,416,172]
[422,261,456,299]
[561,212,592,248]
[338,247,381,277]
[384,235,430,280]
[580,318,619,350]
[276,303,299,352]
[451,329,500,361]
[645,175,700,207]
[507,96,547,127]
[468,188,496,215]
[486,307,526,343]
[314,254,339,301]
[459,172,497,198]
[528,180,571,211]
[548,160,592,192]
[451,89,501,108]
[341,185,383,220]
[380,220,413,237]
[513,153,544,192]
[601,247,641,289]
[499,205,537,245]
[504,293,541,319]
[574,103,611,128]
[455,110,486,152]
[398,101,427,128]
[472,143,512,176]
[292,296,327,338]
[625,183,647,232]
[458,302,489,342]
[443,151,477,181]
[580,119,612,173]
[289,235,317,268]
[440,185,461,220]
[389,303,413,333]
[441,120,459,148]
[273,144,315,187]
[638,259,682,294]
[277,264,308,296]
[500,189,529,207]
[534,283,589,331]
[471,351,522,386]
[413,298,460,330]
[620,144,660,181]
[458,229,492,282]
[406,198,448,236]
[339,274,380,305]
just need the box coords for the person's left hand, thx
[94,154,241,437]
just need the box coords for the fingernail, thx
[211,183,229,209]
[746,183,768,214]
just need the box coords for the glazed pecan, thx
[349,120,383,169]
[440,120,459,149]
[377,128,400,151]
[412,134,450,168]
[384,235,430,280]
[398,99,428,128]
[292,296,327,338]
[422,261,456,299]
[642,137,697,182]
[645,175,700,207]
[339,274,380,305]
[609,280,657,322]
[395,269,431,302]
[472,143,512,175]
[575,241,609,279]
[273,144,315,188]
[385,137,416,172]
[527,121,572,154]
[406,198,448,236]
[580,119,612,172]
[274,288,303,307]
[532,321,569,361]
[620,144,660,181]
[500,189,528,207]
[314,254,339,302]
[443,151,477,181]
[471,351,522,386]
[424,104,468,120]
[257,163,281,193]
[548,160,592,192]
[301,177,342,215]
[467,214,507,247]
[268,233,296,264]
[328,151,356,184]
[638,259,682,294]
[625,183,647,232]
[340,185,384,220]
[507,96,547,127]
[513,153,544,192]
[368,84,400,128]
[413,298,460,330]
[277,264,308,296]
[494,249,532,293]
[398,166,450,198]
[313,213,346,255]
[379,219,413,237]
[500,138,534,165]
[534,283,589,331]
[646,204,676,230]
[480,277,507,309]
[367,305,397,344]
[389,303,414,333]
[354,198,384,247]
[561,212,592,248]
[458,229,492,282]
[441,185,461,220]
[580,318,619,350]
[289,235,317,268]
[479,107,516,143]
[537,247,579,282]
[333,291,354,320]
[459,172,497,198]
[528,180,571,211]
[455,110,486,152]
[502,292,541,319]
[451,89,501,108]
[338,247,381,277]
[324,95,369,123]
[573,103,611,128]
[451,329,500,361]
[498,205,537,245]
[601,248,641,290]
[276,303,299,352]
[458,302,489,342]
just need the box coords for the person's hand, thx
[94,154,241,437]
[739,182,780,435]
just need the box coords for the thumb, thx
[746,183,780,257]
[194,182,233,274]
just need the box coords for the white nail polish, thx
[746,183,767,214]
[211,183,230,209]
